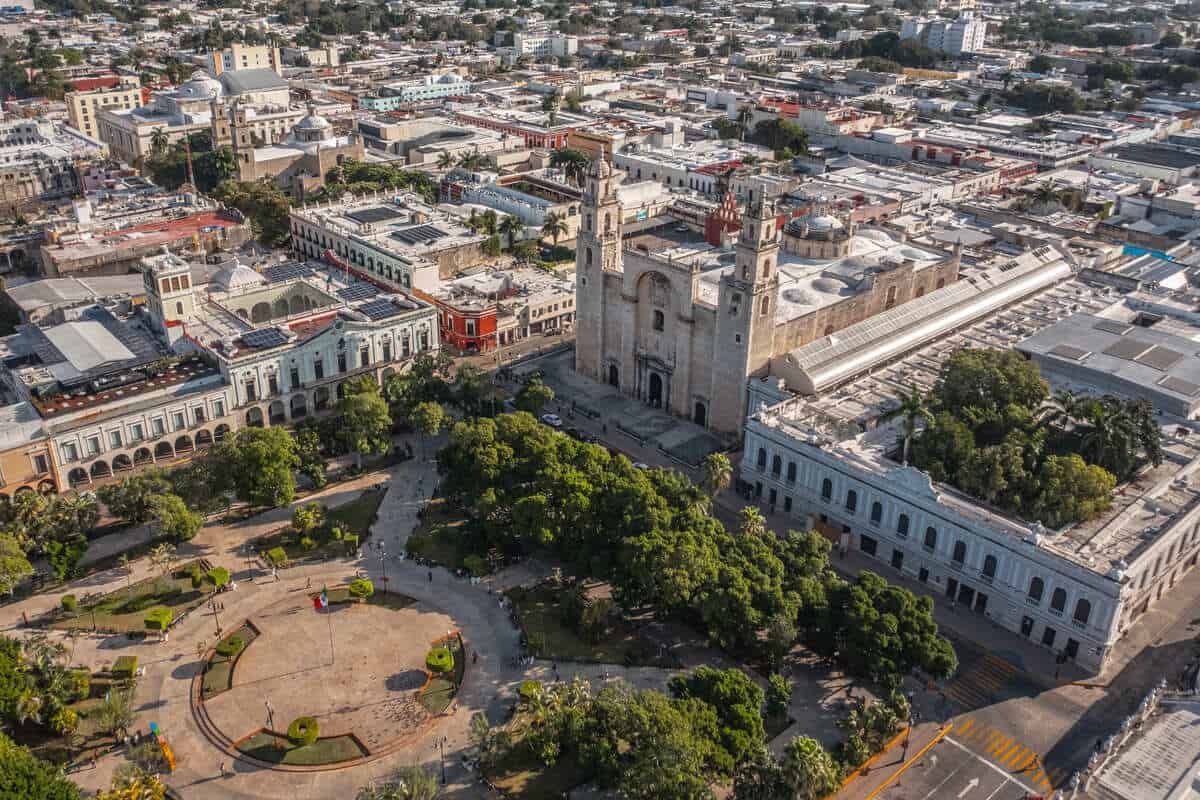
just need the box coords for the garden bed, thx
[485,736,588,799]
[418,634,465,715]
[14,674,133,766]
[50,561,216,634]
[235,729,368,766]
[201,622,260,700]
[506,583,677,667]
[319,586,416,609]
[254,489,386,568]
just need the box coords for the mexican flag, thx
[313,587,328,610]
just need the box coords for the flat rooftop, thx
[1102,144,1200,170]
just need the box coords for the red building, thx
[431,300,499,353]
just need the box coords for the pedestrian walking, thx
[306,577,311,589]
[428,570,433,583]
[473,650,478,664]
[219,761,227,778]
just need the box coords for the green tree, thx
[409,401,447,461]
[778,736,840,800]
[292,502,325,536]
[1028,54,1053,73]
[355,766,440,799]
[879,384,933,466]
[668,666,765,775]
[0,732,81,800]
[700,452,732,497]
[540,210,568,245]
[766,673,791,720]
[149,128,169,158]
[218,428,299,508]
[148,494,202,542]
[211,181,292,246]
[499,214,524,250]
[0,533,32,595]
[338,377,392,468]
[294,421,327,489]
[549,147,592,185]
[514,376,554,415]
[98,469,173,526]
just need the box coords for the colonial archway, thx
[268,400,286,424]
[68,468,88,487]
[290,394,308,419]
[314,386,331,411]
[251,302,272,323]
[154,442,175,460]
[174,435,194,454]
[290,295,306,315]
[214,424,231,441]
[90,461,112,479]
[693,401,707,427]
[273,298,290,318]
[246,407,264,428]
[37,480,55,495]
[648,372,663,408]
[133,448,153,466]
[113,454,134,472]
[196,429,214,447]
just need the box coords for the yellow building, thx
[204,44,282,77]
[66,84,144,142]
[0,431,58,497]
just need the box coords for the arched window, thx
[982,555,997,579]
[1029,577,1044,603]
[760,296,770,315]
[821,478,832,501]
[1051,588,1067,613]
[757,448,767,469]
[763,258,772,278]
[897,514,909,537]
[175,301,184,315]
[1074,598,1091,625]
[924,526,937,549]
[771,455,782,477]
[586,248,593,266]
[870,502,883,526]
[845,489,857,513]
[786,462,796,482]
[652,310,664,331]
[952,540,966,564]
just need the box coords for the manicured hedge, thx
[265,547,287,568]
[112,656,138,679]
[287,716,320,746]
[144,606,174,631]
[426,646,454,674]
[60,594,77,612]
[208,566,231,588]
[216,635,245,658]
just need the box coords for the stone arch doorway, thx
[68,468,88,487]
[154,442,175,460]
[290,394,307,419]
[196,429,214,447]
[113,454,134,472]
[608,364,619,387]
[251,302,271,323]
[90,461,111,480]
[133,448,153,466]
[693,401,707,427]
[648,372,663,409]
[214,424,231,441]
[246,407,264,428]
[268,400,286,425]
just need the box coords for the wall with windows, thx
[737,417,1177,674]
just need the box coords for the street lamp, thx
[210,598,222,637]
[380,545,388,593]
[437,735,447,784]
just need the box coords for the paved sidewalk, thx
[832,721,951,800]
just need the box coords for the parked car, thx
[540,413,563,428]
[633,462,650,470]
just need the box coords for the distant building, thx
[201,44,283,77]
[900,12,987,55]
[232,104,364,200]
[0,118,103,211]
[423,267,575,352]
[358,74,472,111]
[65,81,143,141]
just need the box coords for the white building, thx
[511,32,578,61]
[901,12,987,55]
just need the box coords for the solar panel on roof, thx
[1103,338,1154,361]
[1136,345,1185,371]
[241,328,289,349]
[337,283,380,301]
[1093,320,1133,336]
[358,299,405,321]
[1160,375,1200,397]
[264,263,313,283]
[391,224,447,245]
[346,206,405,225]
[1050,343,1091,362]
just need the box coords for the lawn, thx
[236,730,367,766]
[417,635,464,715]
[486,740,588,800]
[201,623,259,700]
[405,497,475,571]
[254,489,386,567]
[319,585,416,609]
[506,583,676,667]
[51,562,216,634]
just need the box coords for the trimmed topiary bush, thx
[426,646,454,674]
[67,669,90,701]
[216,635,245,658]
[60,594,77,612]
[207,566,231,588]
[190,564,203,589]
[112,656,138,679]
[286,716,320,746]
[300,535,316,552]
[343,533,359,551]
[463,554,486,577]
[144,606,173,632]
[347,578,373,603]
[265,547,287,568]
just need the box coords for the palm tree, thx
[779,735,840,800]
[481,209,498,237]
[1079,397,1138,478]
[437,150,454,170]
[541,211,568,246]
[1037,388,1080,429]
[738,506,766,537]
[150,128,169,158]
[879,385,933,466]
[701,452,732,497]
[499,214,524,249]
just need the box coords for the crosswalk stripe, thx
[1039,777,1052,791]
[1014,750,1038,771]
[1004,746,1029,768]
[956,719,975,735]
[997,742,1021,763]
[989,736,1013,755]
[1031,768,1047,784]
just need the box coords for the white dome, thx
[296,113,332,130]
[213,261,266,293]
[177,71,223,100]
[809,215,843,231]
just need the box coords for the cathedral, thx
[574,159,960,437]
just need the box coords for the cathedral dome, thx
[808,215,843,231]
[213,260,266,293]
[177,72,224,100]
[296,112,332,131]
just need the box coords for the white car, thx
[540,413,563,428]
[633,462,651,470]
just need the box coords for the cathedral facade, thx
[573,160,959,437]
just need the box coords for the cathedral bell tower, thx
[710,198,781,432]
[574,158,623,384]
